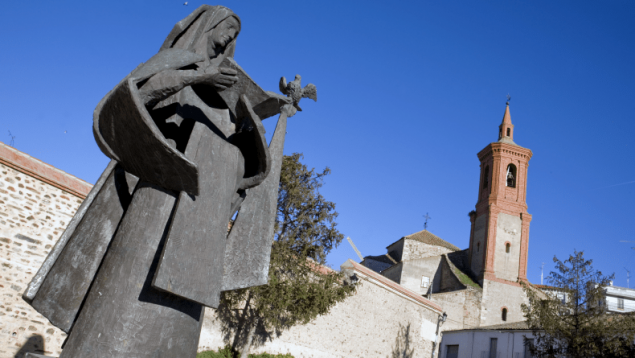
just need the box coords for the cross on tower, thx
[423,212,431,231]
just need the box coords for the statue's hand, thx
[196,66,238,90]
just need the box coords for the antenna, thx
[346,237,364,261]
[7,131,15,147]
[540,262,545,285]
[626,268,631,289]
[423,213,431,231]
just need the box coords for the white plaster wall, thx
[605,296,635,313]
[470,215,488,278]
[199,276,441,357]
[494,213,522,282]
[440,330,534,358]
[0,164,79,358]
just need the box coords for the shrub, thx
[197,346,294,358]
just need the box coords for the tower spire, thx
[498,101,515,143]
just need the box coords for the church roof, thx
[388,230,460,252]
[446,250,481,290]
[498,136,520,146]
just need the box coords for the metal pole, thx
[540,262,545,285]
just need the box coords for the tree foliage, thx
[521,250,635,357]
[219,153,356,357]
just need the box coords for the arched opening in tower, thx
[506,164,516,188]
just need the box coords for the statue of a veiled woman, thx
[22,5,306,357]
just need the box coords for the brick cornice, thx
[478,142,533,161]
[0,141,92,199]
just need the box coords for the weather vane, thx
[423,212,431,231]
[506,94,511,105]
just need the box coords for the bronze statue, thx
[22,5,315,357]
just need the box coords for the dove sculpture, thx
[279,74,317,112]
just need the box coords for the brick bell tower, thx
[468,102,533,285]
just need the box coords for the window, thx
[421,276,430,288]
[477,242,480,252]
[506,164,517,188]
[506,128,511,137]
[618,298,625,310]
[489,338,498,358]
[446,345,459,358]
[502,308,508,321]
[483,166,490,189]
[505,243,511,253]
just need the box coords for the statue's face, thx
[209,17,240,49]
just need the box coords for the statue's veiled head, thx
[160,5,241,65]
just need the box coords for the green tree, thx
[219,153,356,357]
[521,250,635,357]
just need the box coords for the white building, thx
[440,321,535,358]
[603,283,635,313]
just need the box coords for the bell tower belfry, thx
[468,103,533,285]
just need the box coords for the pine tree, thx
[521,250,635,357]
[219,153,356,357]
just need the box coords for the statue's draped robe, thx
[22,5,288,357]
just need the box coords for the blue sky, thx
[1,0,634,286]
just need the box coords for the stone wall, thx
[387,239,405,262]
[479,279,528,326]
[0,142,92,358]
[493,213,522,282]
[469,214,487,280]
[437,257,465,293]
[398,257,442,295]
[381,262,403,283]
[199,260,445,358]
[403,240,455,261]
[431,288,482,331]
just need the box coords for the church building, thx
[362,102,534,328]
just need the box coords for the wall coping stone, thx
[0,141,92,199]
